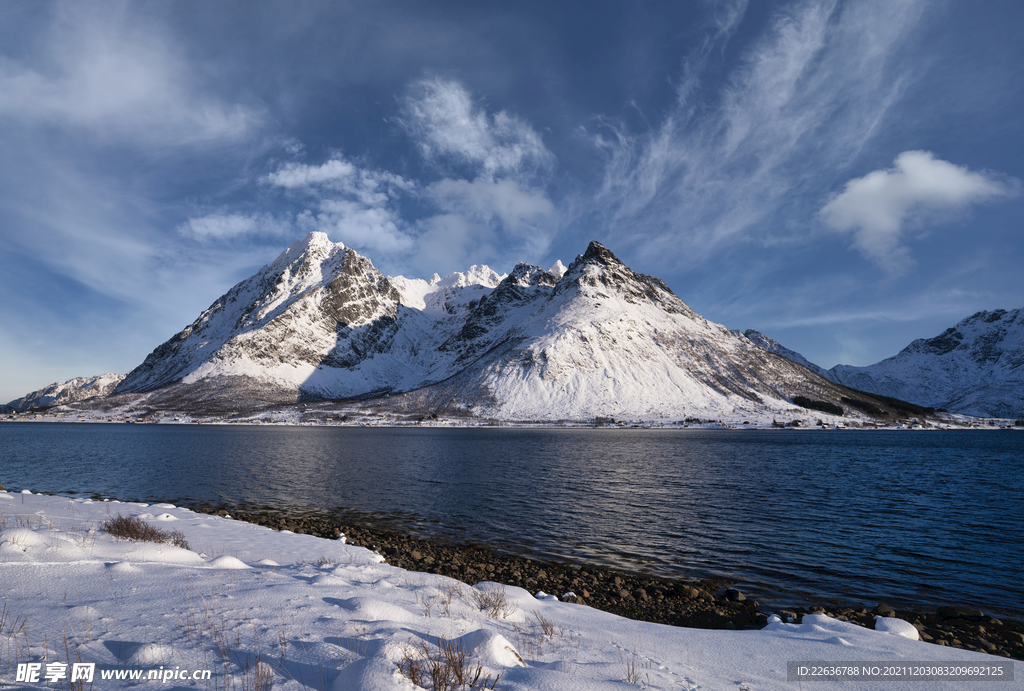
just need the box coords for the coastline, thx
[5,489,1010,691]
[6,408,1023,430]
[182,501,1024,662]
[2,479,1021,661]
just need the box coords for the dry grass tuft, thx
[620,644,652,687]
[471,584,517,619]
[102,514,190,550]
[398,638,500,690]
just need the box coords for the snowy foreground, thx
[1,492,1017,690]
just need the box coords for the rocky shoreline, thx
[180,503,1024,662]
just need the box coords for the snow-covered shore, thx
[1,491,1016,690]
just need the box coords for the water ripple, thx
[1,424,1020,616]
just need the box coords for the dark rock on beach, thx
[185,503,1024,662]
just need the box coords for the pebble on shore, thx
[180,504,1024,662]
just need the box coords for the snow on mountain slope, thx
[6,373,125,410]
[111,233,870,420]
[114,232,517,407]
[119,233,427,399]
[420,242,878,420]
[743,330,833,379]
[825,309,1024,417]
[744,311,1024,417]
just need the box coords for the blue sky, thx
[2,0,1022,403]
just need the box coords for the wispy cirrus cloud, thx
[820,151,1018,273]
[0,1,266,318]
[0,3,260,145]
[593,0,927,269]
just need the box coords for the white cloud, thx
[427,177,555,251]
[263,156,417,257]
[265,86,559,269]
[298,203,415,256]
[593,0,929,269]
[265,157,414,204]
[820,151,1016,273]
[179,213,291,242]
[402,77,553,178]
[410,214,497,277]
[0,4,259,145]
[265,160,358,188]
[400,78,559,262]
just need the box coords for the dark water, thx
[1,423,1021,617]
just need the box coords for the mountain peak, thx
[302,230,335,247]
[276,232,343,263]
[578,240,622,267]
[100,234,876,420]
[434,264,504,290]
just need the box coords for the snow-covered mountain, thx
[6,373,125,411]
[826,310,1024,418]
[743,330,833,379]
[748,311,1024,418]
[109,232,881,420]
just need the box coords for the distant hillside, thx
[748,310,1024,418]
[6,373,126,411]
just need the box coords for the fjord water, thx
[1,424,1020,617]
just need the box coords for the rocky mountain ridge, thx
[749,310,1024,418]
[97,232,881,420]
[17,232,998,421]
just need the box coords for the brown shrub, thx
[102,514,190,550]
